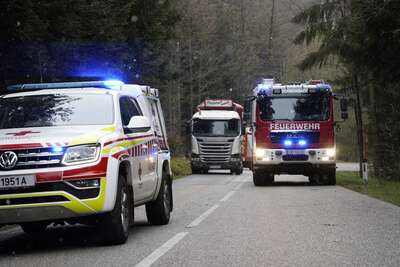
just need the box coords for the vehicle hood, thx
[0,125,118,148]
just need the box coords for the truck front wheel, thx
[253,170,274,186]
[309,169,336,185]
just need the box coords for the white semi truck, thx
[190,99,243,174]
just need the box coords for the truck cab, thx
[190,100,243,174]
[0,81,172,244]
[244,79,348,186]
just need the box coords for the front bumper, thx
[191,156,242,170]
[254,148,335,165]
[253,148,335,175]
[0,177,106,225]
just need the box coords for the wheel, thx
[20,222,48,234]
[99,174,132,245]
[192,168,200,174]
[309,169,336,185]
[253,170,274,186]
[324,168,336,185]
[146,170,172,225]
[236,166,243,175]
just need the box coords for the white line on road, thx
[186,204,219,228]
[220,190,235,202]
[134,232,188,267]
[233,182,244,191]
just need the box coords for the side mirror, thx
[127,116,151,131]
[340,98,348,112]
[241,123,246,135]
[243,99,252,123]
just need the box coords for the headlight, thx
[62,144,100,165]
[326,148,336,157]
[255,148,266,158]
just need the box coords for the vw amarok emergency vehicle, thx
[0,81,172,244]
[190,99,244,174]
[243,79,348,186]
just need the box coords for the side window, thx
[119,96,142,126]
[120,97,131,126]
[127,97,142,117]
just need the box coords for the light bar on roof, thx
[7,80,125,92]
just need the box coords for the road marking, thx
[135,232,188,267]
[233,182,244,191]
[220,190,235,202]
[186,204,219,228]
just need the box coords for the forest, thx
[0,0,399,180]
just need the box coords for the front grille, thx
[0,182,100,200]
[0,147,64,170]
[199,141,233,163]
[271,131,320,144]
[283,154,309,161]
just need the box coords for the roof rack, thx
[140,86,159,98]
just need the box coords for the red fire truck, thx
[243,79,348,186]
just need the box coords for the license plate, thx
[286,150,306,155]
[210,165,222,169]
[0,175,36,189]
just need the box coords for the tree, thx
[292,0,400,180]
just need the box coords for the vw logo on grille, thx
[0,151,18,169]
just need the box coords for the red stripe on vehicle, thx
[63,157,108,180]
[104,134,154,146]
[0,143,43,150]
[36,171,63,183]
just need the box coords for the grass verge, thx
[171,157,191,179]
[337,172,400,206]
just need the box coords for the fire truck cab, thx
[244,79,348,186]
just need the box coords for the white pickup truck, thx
[0,81,172,245]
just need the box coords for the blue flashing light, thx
[257,84,273,95]
[7,80,125,92]
[298,140,307,146]
[103,80,124,87]
[316,84,332,91]
[52,146,64,153]
[284,140,293,146]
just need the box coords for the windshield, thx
[193,119,239,137]
[258,94,330,121]
[0,94,114,129]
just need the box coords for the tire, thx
[232,167,243,175]
[146,171,172,225]
[99,174,132,245]
[253,170,274,186]
[20,222,48,234]
[309,169,336,185]
[324,168,336,185]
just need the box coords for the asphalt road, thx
[0,164,399,267]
